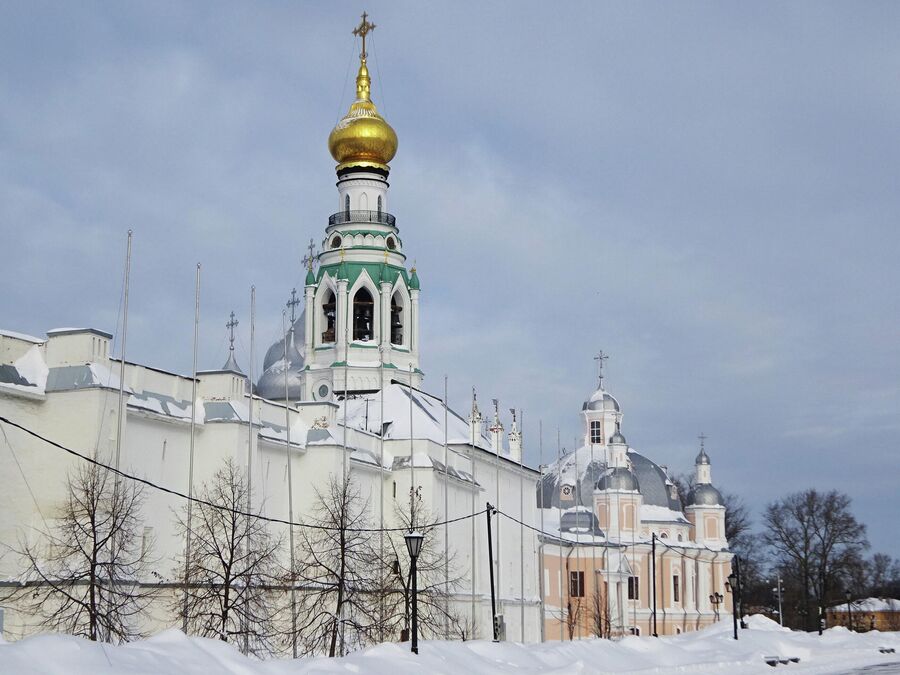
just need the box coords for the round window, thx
[331,235,342,249]
[318,384,330,399]
[386,237,396,250]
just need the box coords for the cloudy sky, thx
[2,2,898,558]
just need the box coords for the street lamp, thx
[845,590,853,632]
[404,530,425,654]
[727,572,739,640]
[710,592,724,621]
[772,577,784,627]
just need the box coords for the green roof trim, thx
[317,262,412,289]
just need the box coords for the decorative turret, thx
[508,408,522,463]
[468,388,484,446]
[685,434,727,546]
[489,398,504,454]
[582,351,622,449]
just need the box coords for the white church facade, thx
[0,16,732,649]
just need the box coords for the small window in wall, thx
[629,626,641,636]
[393,481,397,498]
[386,236,396,250]
[344,194,350,216]
[377,195,383,218]
[391,295,403,345]
[660,532,668,539]
[331,235,342,249]
[569,570,585,598]
[673,573,680,603]
[321,290,336,343]
[590,420,602,444]
[628,575,640,600]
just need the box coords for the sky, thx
[1,2,898,559]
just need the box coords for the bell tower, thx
[300,13,422,400]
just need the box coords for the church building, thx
[0,14,731,649]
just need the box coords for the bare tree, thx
[381,490,468,640]
[1,462,153,642]
[588,582,611,638]
[173,458,282,655]
[763,489,868,630]
[290,471,379,657]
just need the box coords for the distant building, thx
[536,378,732,638]
[827,598,900,632]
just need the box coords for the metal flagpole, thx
[590,438,596,638]
[557,426,563,642]
[379,345,385,641]
[109,229,132,642]
[443,374,450,639]
[182,262,200,633]
[340,289,349,657]
[113,229,132,472]
[574,436,580,639]
[282,309,298,658]
[470,387,477,635]
[494,399,501,632]
[243,285,255,656]
[538,419,545,642]
[409,363,415,527]
[519,409,525,642]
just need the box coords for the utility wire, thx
[0,414,486,534]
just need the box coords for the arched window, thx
[390,294,403,345]
[352,288,374,341]
[321,291,336,343]
[589,420,602,444]
[377,195,383,219]
[359,192,368,210]
[344,194,350,216]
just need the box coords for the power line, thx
[0,414,486,534]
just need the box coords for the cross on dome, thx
[594,350,609,388]
[226,311,238,351]
[286,289,300,323]
[352,12,376,60]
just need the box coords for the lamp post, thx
[726,571,738,640]
[404,530,424,654]
[772,576,783,627]
[845,591,853,632]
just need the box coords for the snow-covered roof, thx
[0,328,44,344]
[850,598,900,613]
[338,383,493,451]
[203,399,311,447]
[640,504,689,524]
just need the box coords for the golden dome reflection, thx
[328,56,398,173]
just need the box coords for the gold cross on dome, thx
[352,12,376,60]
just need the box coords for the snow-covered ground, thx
[1,616,898,674]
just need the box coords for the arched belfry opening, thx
[391,293,404,345]
[352,288,375,341]
[377,195,383,218]
[321,290,336,343]
[344,194,350,216]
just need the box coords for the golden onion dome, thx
[328,57,398,173]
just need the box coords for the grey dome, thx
[609,430,627,445]
[687,483,723,506]
[695,448,710,465]
[582,389,620,412]
[263,312,305,371]
[628,451,683,510]
[597,466,639,492]
[256,321,305,401]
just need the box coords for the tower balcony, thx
[328,210,396,227]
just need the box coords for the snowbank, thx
[1,616,899,674]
